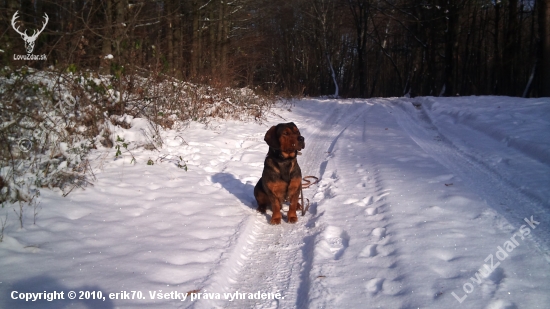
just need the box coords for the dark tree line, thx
[1,0,549,97]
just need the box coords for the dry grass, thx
[0,66,273,205]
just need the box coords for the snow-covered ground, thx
[1,96,549,309]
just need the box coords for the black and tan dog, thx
[254,122,305,224]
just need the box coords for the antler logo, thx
[11,10,49,54]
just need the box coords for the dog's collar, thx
[269,148,298,161]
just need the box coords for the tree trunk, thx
[191,1,200,78]
[442,1,458,96]
[493,1,501,93]
[221,0,229,82]
[2,0,19,63]
[167,0,174,74]
[540,0,550,96]
[100,0,113,74]
[503,0,518,95]
[348,0,369,98]
[173,3,182,78]
[209,4,216,75]
[115,0,127,58]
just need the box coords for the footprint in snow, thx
[481,266,506,299]
[365,207,377,216]
[375,191,390,202]
[485,299,517,309]
[315,226,349,260]
[365,278,384,294]
[358,244,377,258]
[371,227,386,240]
[357,196,373,206]
[343,198,360,205]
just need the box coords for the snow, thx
[1,96,549,309]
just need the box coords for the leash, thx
[300,176,319,216]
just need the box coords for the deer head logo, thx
[11,11,49,54]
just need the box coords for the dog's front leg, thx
[266,181,287,225]
[287,177,302,223]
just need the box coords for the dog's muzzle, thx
[297,136,305,149]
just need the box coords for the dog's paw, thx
[288,216,298,224]
[270,217,282,225]
[257,207,266,214]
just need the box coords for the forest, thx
[4,3,550,309]
[1,0,549,98]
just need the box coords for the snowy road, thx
[196,98,550,309]
[1,97,549,309]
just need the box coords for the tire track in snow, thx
[193,101,371,309]
[307,103,403,308]
[390,100,550,260]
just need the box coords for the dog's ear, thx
[264,126,279,149]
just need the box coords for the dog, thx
[254,122,305,224]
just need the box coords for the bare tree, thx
[540,0,550,96]
[2,0,543,98]
[347,0,371,97]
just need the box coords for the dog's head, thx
[264,122,305,153]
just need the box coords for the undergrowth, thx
[0,66,273,226]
